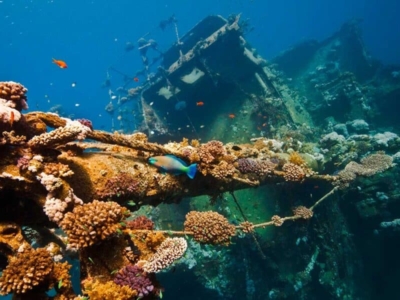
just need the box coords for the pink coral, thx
[75,118,93,130]
[126,216,154,230]
[97,172,140,200]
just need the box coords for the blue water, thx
[1,1,400,299]
[1,0,399,131]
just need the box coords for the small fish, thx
[133,77,139,82]
[196,101,204,106]
[9,111,14,127]
[52,58,67,69]
[228,114,235,119]
[148,155,197,179]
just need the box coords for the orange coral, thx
[0,248,53,295]
[288,151,305,166]
[184,211,236,245]
[83,279,137,300]
[128,230,166,260]
[282,162,305,182]
[60,200,129,250]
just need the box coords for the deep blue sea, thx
[1,1,400,299]
[1,0,399,131]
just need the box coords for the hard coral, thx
[75,118,93,130]
[0,81,28,111]
[83,279,136,300]
[236,158,276,176]
[293,206,313,219]
[282,162,305,182]
[198,140,226,163]
[141,237,187,273]
[114,265,156,298]
[126,216,154,230]
[97,172,140,200]
[129,231,166,260]
[28,120,91,149]
[60,200,129,250]
[209,160,236,179]
[184,211,236,245]
[0,248,53,295]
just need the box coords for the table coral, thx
[184,211,236,245]
[60,200,129,250]
[0,248,53,295]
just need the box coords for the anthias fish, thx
[52,58,68,69]
[148,155,197,179]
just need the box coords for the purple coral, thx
[113,265,156,298]
[237,158,276,176]
[97,172,139,199]
[75,118,93,130]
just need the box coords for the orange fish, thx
[228,114,235,119]
[52,58,67,69]
[9,111,14,127]
[196,101,204,106]
[133,77,139,82]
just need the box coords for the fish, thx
[196,101,204,106]
[148,155,197,179]
[52,58,67,69]
[228,114,235,119]
[133,77,139,82]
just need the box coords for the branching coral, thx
[282,162,306,182]
[60,200,129,250]
[197,140,226,163]
[140,237,187,273]
[28,120,91,149]
[0,248,53,295]
[236,158,276,175]
[0,81,28,111]
[114,265,157,298]
[83,279,137,300]
[184,211,236,245]
[97,172,140,200]
[126,216,154,230]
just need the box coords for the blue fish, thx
[148,155,197,179]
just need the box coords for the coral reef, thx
[126,215,155,230]
[140,237,187,273]
[60,200,129,250]
[83,279,137,300]
[0,248,52,295]
[114,265,157,298]
[184,211,236,245]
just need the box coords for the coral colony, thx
[1,15,400,300]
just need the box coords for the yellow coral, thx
[288,151,305,166]
[83,280,136,300]
[128,230,166,260]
